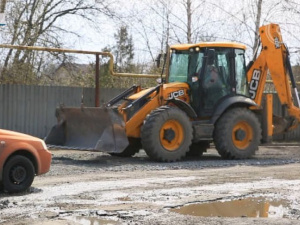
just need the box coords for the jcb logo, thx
[168,89,185,100]
[249,69,261,99]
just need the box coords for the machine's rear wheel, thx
[214,107,261,159]
[141,106,192,162]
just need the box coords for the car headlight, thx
[40,140,48,150]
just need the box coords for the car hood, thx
[0,129,41,142]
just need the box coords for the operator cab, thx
[168,42,249,117]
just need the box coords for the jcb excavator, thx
[45,23,300,162]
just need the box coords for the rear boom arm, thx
[247,24,300,129]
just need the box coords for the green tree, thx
[97,26,160,89]
[99,46,115,88]
[113,26,134,73]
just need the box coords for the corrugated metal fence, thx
[0,84,299,142]
[0,84,125,139]
[272,94,300,142]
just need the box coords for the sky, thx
[1,0,300,65]
[57,0,300,65]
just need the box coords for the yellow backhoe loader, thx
[45,23,300,162]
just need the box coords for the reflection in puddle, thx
[68,216,118,225]
[171,197,288,218]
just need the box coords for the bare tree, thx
[168,0,210,44]
[282,0,300,51]
[129,0,211,66]
[131,0,173,63]
[185,0,192,43]
[205,0,289,59]
[252,0,263,55]
[0,0,116,84]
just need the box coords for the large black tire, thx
[187,141,209,157]
[109,138,141,157]
[141,106,193,162]
[214,108,261,159]
[3,155,35,193]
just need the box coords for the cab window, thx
[235,49,249,96]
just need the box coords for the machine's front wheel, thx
[141,106,192,162]
[214,107,261,159]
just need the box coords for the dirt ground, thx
[1,144,300,225]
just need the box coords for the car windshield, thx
[169,49,204,83]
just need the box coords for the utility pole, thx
[0,0,6,13]
[0,0,6,26]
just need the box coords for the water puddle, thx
[67,216,119,225]
[117,196,132,201]
[171,197,288,218]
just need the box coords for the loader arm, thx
[247,24,300,131]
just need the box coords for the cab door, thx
[198,48,233,116]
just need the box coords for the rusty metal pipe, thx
[95,54,100,107]
[266,80,300,85]
[0,44,162,78]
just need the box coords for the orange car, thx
[0,129,51,193]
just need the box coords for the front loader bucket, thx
[45,107,129,153]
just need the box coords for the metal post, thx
[0,0,7,13]
[95,54,100,107]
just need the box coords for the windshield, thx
[169,49,204,83]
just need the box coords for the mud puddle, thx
[66,216,119,225]
[171,197,288,218]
